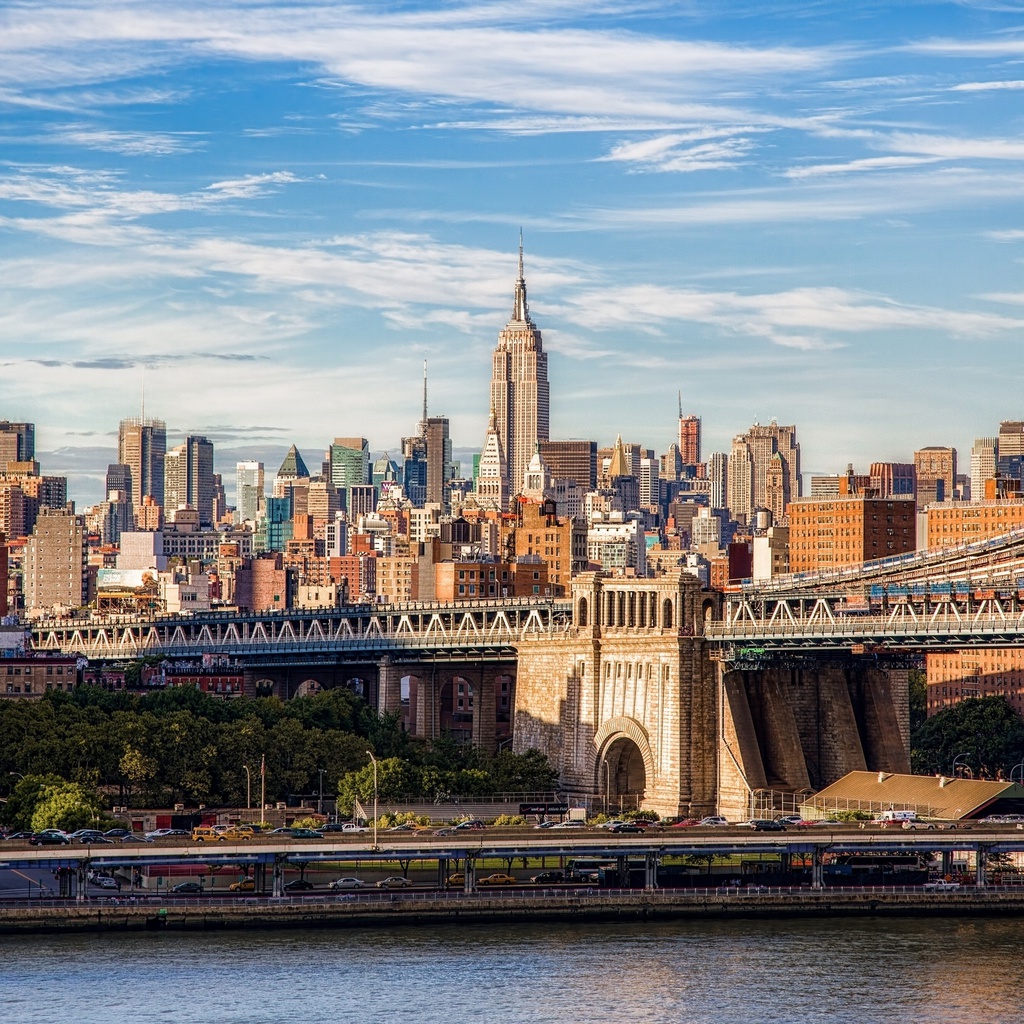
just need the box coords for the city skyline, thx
[4,2,1024,503]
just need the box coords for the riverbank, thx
[3,887,1024,934]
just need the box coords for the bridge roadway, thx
[3,826,1022,893]
[29,598,573,662]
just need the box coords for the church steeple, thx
[512,229,531,324]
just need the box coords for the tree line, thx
[0,685,557,830]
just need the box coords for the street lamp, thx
[317,768,326,816]
[243,765,251,811]
[1010,762,1024,785]
[366,751,378,850]
[9,772,24,782]
[951,752,972,778]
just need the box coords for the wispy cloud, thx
[51,125,205,155]
[598,129,763,172]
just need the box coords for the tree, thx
[911,696,1024,778]
[118,746,158,809]
[29,781,102,832]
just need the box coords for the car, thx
[317,823,351,833]
[902,820,938,831]
[376,876,413,888]
[79,834,114,844]
[284,878,315,891]
[337,823,370,833]
[70,829,105,840]
[144,828,173,840]
[750,819,787,832]
[171,881,204,894]
[103,828,132,838]
[288,828,324,840]
[29,830,71,846]
[530,871,565,883]
[775,815,805,827]
[118,833,153,843]
[446,873,465,886]
[697,816,729,827]
[923,880,962,891]
[229,877,255,892]
[268,827,294,835]
[385,823,420,832]
[478,873,517,886]
[433,828,457,836]
[533,820,557,829]
[327,877,366,890]
[600,820,629,829]
[453,820,485,831]
[609,823,646,834]
[4,831,36,841]
[670,818,702,828]
[88,874,119,889]
[550,820,585,829]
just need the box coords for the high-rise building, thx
[869,462,916,499]
[164,435,215,526]
[118,417,166,513]
[707,452,728,510]
[24,507,89,614]
[914,446,957,506]
[475,409,509,511]
[677,395,701,466]
[971,438,998,500]
[727,421,800,523]
[0,421,34,468]
[235,461,265,525]
[425,416,453,509]
[330,437,370,510]
[537,440,596,493]
[489,240,549,499]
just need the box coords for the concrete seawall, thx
[3,889,1024,934]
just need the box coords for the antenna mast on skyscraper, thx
[678,390,682,419]
[420,359,428,436]
[141,365,146,422]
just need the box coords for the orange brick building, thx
[787,497,916,573]
[926,499,1024,549]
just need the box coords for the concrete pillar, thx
[272,855,285,897]
[941,850,953,877]
[473,666,497,753]
[438,857,449,888]
[616,855,629,888]
[378,656,402,716]
[464,858,476,894]
[644,852,658,891]
[76,865,86,903]
[976,845,988,887]
[811,846,824,890]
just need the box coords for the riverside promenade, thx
[4,885,1024,934]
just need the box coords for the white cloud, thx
[598,129,763,172]
[952,79,1024,91]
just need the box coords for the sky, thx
[3,0,1024,505]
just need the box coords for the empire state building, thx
[489,240,549,499]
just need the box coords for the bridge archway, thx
[594,717,655,811]
[294,678,322,698]
[253,678,276,697]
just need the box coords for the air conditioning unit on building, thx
[174,803,184,811]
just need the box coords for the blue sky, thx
[3,0,1024,504]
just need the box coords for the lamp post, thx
[318,768,326,816]
[951,752,972,778]
[366,751,378,850]
[1010,762,1024,785]
[603,760,610,814]
[243,765,251,811]
[9,772,24,782]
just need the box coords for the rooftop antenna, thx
[678,389,682,419]
[141,364,145,422]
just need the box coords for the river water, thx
[0,916,1019,1023]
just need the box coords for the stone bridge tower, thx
[514,571,720,818]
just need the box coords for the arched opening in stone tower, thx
[599,736,647,813]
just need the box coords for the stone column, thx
[377,656,402,717]
[472,665,498,753]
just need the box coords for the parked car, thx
[923,879,962,891]
[29,830,70,846]
[478,873,517,886]
[327,877,366,890]
[376,876,413,888]
[88,874,119,889]
[530,871,565,883]
[749,819,787,832]
[171,881,204,894]
[609,823,646,834]
[284,878,315,891]
[229,877,255,891]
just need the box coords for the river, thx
[0,916,1018,1023]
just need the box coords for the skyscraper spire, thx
[420,359,428,436]
[512,230,530,324]
[678,389,682,419]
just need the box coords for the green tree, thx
[29,781,102,832]
[908,669,927,733]
[0,774,64,830]
[118,746,158,809]
[911,696,1024,778]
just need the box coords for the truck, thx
[873,810,917,826]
